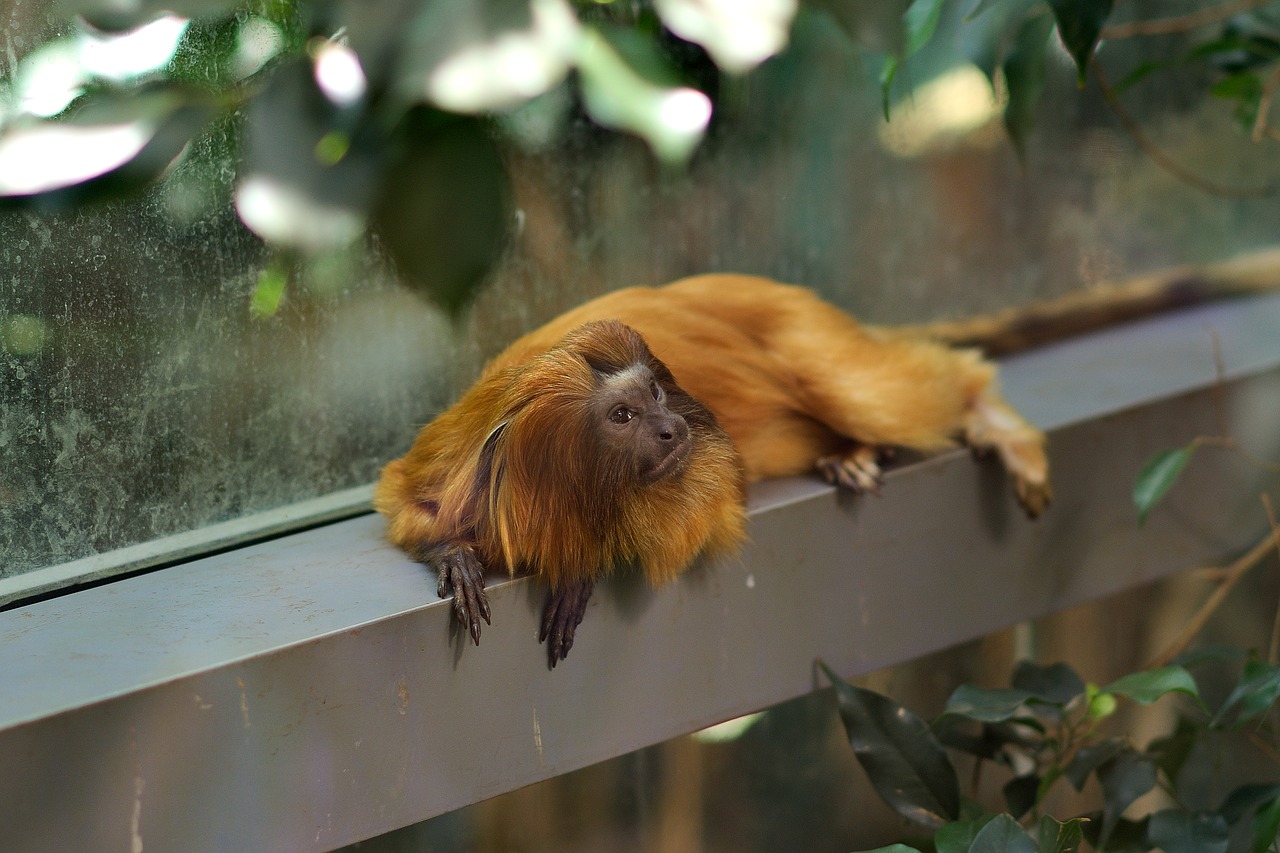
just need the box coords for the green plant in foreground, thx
[820,654,1280,853]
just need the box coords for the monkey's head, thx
[467,320,745,586]
[492,320,706,491]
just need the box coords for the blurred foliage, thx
[3,0,1280,311]
[827,655,1280,853]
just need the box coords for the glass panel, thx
[5,1,1279,592]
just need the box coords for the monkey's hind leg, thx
[963,389,1052,518]
[816,444,888,494]
[782,323,1050,517]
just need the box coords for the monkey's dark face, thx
[595,363,690,484]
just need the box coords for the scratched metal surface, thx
[1,294,1279,852]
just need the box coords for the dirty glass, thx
[5,0,1280,601]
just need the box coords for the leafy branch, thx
[3,0,1280,315]
[821,654,1280,853]
[1147,504,1280,669]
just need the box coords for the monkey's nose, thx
[658,415,689,443]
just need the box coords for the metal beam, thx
[2,295,1279,852]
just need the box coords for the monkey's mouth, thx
[646,438,691,482]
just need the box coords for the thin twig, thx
[1189,434,1280,474]
[1245,728,1280,765]
[1265,495,1280,664]
[1101,0,1272,39]
[1094,65,1277,199]
[1254,63,1280,142]
[1148,529,1280,668]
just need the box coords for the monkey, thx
[376,273,1054,666]
[377,317,746,663]
[377,253,1280,666]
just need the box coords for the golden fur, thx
[377,319,745,592]
[483,274,1049,503]
[376,274,1049,640]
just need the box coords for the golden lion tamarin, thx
[378,316,747,662]
[376,274,1052,665]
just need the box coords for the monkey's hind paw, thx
[540,578,597,668]
[816,446,885,494]
[433,546,492,646]
[1014,474,1053,520]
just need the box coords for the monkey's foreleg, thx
[419,543,492,645]
[540,578,596,667]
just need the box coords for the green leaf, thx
[1145,809,1229,853]
[373,112,509,316]
[1112,58,1179,95]
[1220,783,1280,824]
[1078,811,1147,851]
[1147,716,1200,791]
[959,0,1040,86]
[1194,26,1280,73]
[397,0,577,113]
[655,0,797,73]
[1210,71,1265,132]
[1212,658,1280,728]
[903,0,946,57]
[1133,445,1197,525]
[1001,10,1054,162]
[1012,660,1086,706]
[1104,665,1200,704]
[234,61,383,252]
[249,262,288,319]
[1045,0,1113,86]
[878,0,945,119]
[0,89,210,209]
[821,662,960,828]
[1003,774,1040,819]
[575,26,712,164]
[936,815,999,853]
[880,55,901,121]
[944,684,1036,722]
[1252,795,1280,853]
[64,0,242,32]
[1037,815,1086,853]
[1065,738,1125,790]
[965,0,1009,21]
[971,813,1038,853]
[807,0,910,57]
[934,718,1038,761]
[1097,750,1158,847]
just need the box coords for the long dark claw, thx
[540,578,596,668]
[428,544,491,646]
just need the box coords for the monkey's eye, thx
[609,406,634,425]
[649,380,661,401]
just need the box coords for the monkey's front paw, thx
[434,546,492,645]
[539,579,596,668]
[817,445,887,494]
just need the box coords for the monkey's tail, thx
[909,248,1280,357]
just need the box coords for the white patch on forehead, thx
[600,363,651,390]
